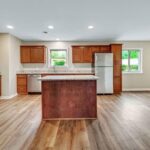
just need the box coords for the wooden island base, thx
[42,80,97,120]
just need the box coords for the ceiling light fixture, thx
[88,26,94,29]
[48,25,54,29]
[7,25,14,29]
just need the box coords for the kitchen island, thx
[39,75,98,120]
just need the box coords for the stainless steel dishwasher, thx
[28,74,41,93]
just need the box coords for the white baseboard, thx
[0,93,18,100]
[123,88,150,92]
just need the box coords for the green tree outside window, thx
[50,50,67,66]
[122,49,141,72]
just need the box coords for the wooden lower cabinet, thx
[17,74,94,95]
[17,74,28,94]
[114,76,122,94]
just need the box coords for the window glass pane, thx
[122,50,129,72]
[51,51,66,59]
[50,50,67,66]
[51,59,66,66]
[129,50,139,71]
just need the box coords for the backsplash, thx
[20,63,94,73]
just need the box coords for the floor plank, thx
[0,92,150,150]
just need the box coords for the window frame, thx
[122,48,143,74]
[48,49,68,67]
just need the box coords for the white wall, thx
[122,42,150,90]
[9,35,22,96]
[0,33,21,98]
[0,33,10,97]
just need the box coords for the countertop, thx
[17,71,94,75]
[38,75,98,81]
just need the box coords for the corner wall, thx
[0,33,10,97]
[122,41,150,91]
[9,35,22,96]
[0,33,21,99]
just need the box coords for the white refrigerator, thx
[95,53,113,94]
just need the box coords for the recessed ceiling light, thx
[7,25,14,29]
[48,25,54,29]
[88,26,94,29]
[56,38,60,41]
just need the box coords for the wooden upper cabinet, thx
[91,46,100,53]
[72,45,117,63]
[100,45,110,53]
[20,46,31,63]
[72,46,83,63]
[72,46,100,63]
[30,46,45,63]
[20,46,46,63]
[91,46,100,63]
[83,47,93,63]
[110,44,122,66]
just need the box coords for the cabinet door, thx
[30,46,45,63]
[17,74,28,94]
[91,46,100,53]
[114,77,122,94]
[17,75,27,86]
[114,49,122,65]
[111,44,122,65]
[100,46,110,53]
[91,46,100,63]
[20,46,31,63]
[72,46,83,63]
[83,47,92,63]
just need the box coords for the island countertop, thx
[39,75,98,81]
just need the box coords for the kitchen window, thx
[122,49,142,73]
[49,49,67,67]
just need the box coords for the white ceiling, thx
[0,0,150,41]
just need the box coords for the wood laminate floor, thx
[0,92,150,150]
